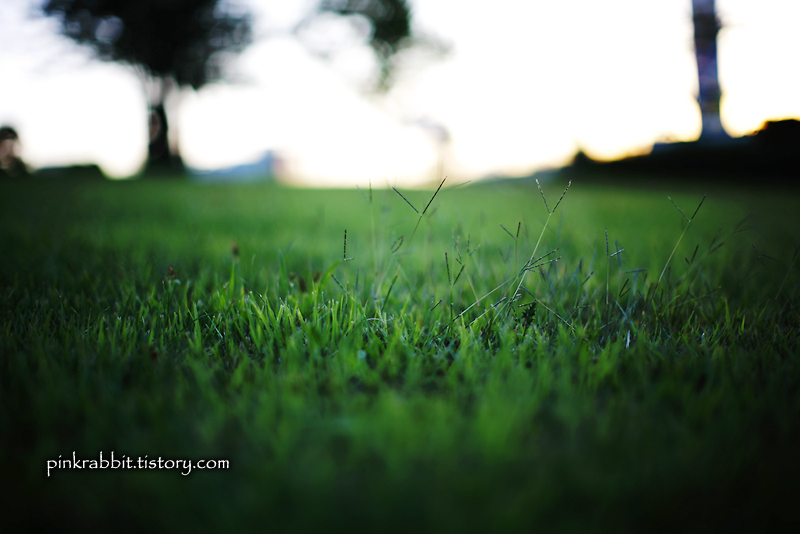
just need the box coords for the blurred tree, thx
[318,0,410,91]
[41,0,252,174]
[300,0,447,92]
[41,1,443,175]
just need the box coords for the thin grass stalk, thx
[503,180,570,318]
[648,194,706,310]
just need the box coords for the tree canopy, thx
[313,0,415,91]
[42,0,253,91]
[318,0,411,56]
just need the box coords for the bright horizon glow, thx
[1,0,799,184]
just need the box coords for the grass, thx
[1,175,799,533]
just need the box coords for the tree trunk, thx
[146,102,185,176]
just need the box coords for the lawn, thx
[1,175,798,532]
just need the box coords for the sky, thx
[1,0,799,185]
